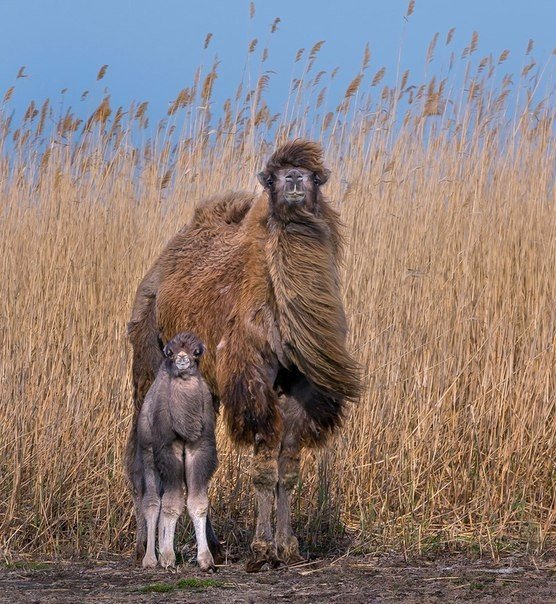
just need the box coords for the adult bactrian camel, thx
[126,139,361,571]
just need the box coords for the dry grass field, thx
[0,33,554,564]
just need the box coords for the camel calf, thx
[129,332,221,570]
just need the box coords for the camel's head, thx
[163,332,205,379]
[258,140,330,218]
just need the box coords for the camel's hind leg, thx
[185,440,218,572]
[157,441,186,569]
[276,430,303,565]
[246,441,281,572]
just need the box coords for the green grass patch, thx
[140,577,223,593]
[141,582,175,594]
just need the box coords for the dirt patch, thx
[1,555,554,603]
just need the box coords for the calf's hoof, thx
[158,549,176,569]
[197,550,216,573]
[142,553,158,569]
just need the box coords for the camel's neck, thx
[265,210,359,399]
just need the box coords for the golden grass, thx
[0,34,554,559]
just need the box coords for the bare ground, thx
[1,554,554,603]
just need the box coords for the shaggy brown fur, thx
[126,139,361,567]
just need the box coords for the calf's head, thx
[162,332,205,378]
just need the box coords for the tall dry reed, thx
[0,30,554,559]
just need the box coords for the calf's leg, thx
[140,446,161,568]
[157,441,186,569]
[185,441,217,572]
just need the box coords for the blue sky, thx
[1,0,554,124]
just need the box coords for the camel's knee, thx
[161,490,185,519]
[142,495,161,512]
[252,464,278,490]
[187,492,209,518]
[280,469,299,493]
[161,503,184,520]
[279,448,300,492]
[251,449,279,490]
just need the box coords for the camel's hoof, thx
[280,550,305,566]
[245,556,284,573]
[246,540,284,573]
[277,536,305,566]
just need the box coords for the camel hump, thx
[191,191,255,230]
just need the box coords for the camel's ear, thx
[258,171,272,189]
[317,168,331,186]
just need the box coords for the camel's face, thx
[258,166,330,215]
[163,332,204,378]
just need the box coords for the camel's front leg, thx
[276,435,303,565]
[215,338,282,571]
[246,441,281,572]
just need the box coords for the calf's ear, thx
[258,171,272,188]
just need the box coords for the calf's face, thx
[162,332,205,378]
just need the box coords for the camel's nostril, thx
[285,176,305,199]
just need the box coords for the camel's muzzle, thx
[284,169,307,203]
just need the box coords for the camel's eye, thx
[313,175,321,186]
[266,177,274,188]
[164,346,173,359]
[193,348,201,358]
